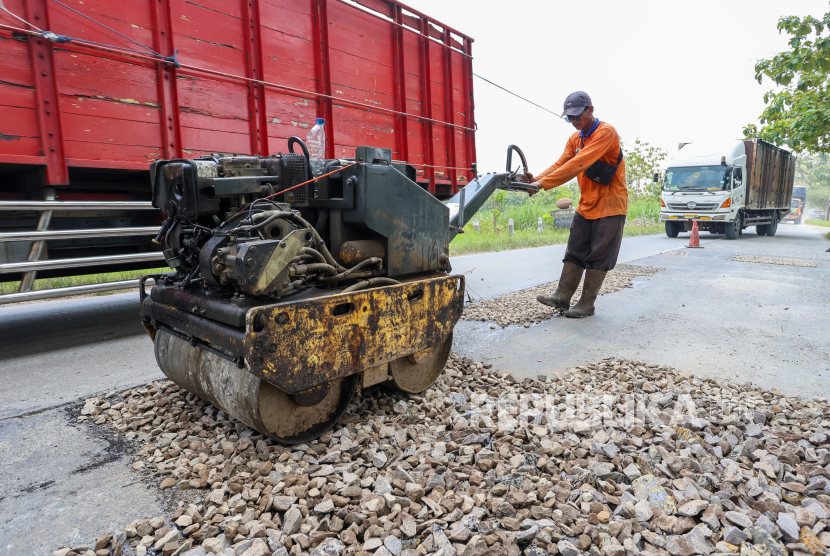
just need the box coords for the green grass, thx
[450,224,661,256]
[0,268,169,295]
[806,219,830,227]
[628,198,661,222]
[451,189,662,256]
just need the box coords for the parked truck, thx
[660,139,796,239]
[0,0,477,304]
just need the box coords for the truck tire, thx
[756,224,767,236]
[725,217,740,240]
[768,216,779,236]
[795,216,802,225]
[665,221,680,238]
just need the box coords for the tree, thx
[624,138,667,199]
[486,190,506,233]
[795,152,830,210]
[744,9,830,152]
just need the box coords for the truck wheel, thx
[756,221,768,236]
[795,216,802,225]
[725,218,740,240]
[665,221,679,238]
[768,217,779,236]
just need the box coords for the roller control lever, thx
[503,144,539,193]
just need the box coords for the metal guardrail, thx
[0,252,165,274]
[0,197,164,302]
[0,278,155,305]
[0,201,156,211]
[0,226,161,242]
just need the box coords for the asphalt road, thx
[1,224,829,554]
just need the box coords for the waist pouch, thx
[582,138,623,185]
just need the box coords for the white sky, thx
[405,0,827,174]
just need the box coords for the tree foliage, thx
[745,9,830,152]
[795,152,830,208]
[624,138,667,200]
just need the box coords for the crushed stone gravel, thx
[731,255,817,268]
[462,264,661,328]
[58,355,830,556]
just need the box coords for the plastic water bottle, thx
[307,118,326,176]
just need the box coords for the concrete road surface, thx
[0,233,684,421]
[1,224,829,554]
[451,233,692,301]
[454,223,830,400]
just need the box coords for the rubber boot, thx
[564,269,607,318]
[537,262,584,312]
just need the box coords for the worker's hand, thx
[527,181,542,196]
[518,171,534,184]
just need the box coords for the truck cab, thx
[659,139,794,240]
[783,198,803,224]
[660,141,746,239]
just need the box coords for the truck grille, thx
[666,202,719,211]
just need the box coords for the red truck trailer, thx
[0,0,476,303]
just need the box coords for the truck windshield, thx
[791,199,799,209]
[664,166,731,191]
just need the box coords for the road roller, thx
[140,140,535,444]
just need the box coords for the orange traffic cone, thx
[687,220,702,248]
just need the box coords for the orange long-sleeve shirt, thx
[535,121,628,219]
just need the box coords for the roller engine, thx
[141,139,534,444]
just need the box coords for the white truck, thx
[659,139,795,239]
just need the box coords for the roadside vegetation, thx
[449,183,662,256]
[746,7,830,221]
[451,139,666,256]
[450,220,661,256]
[0,268,168,295]
[807,219,830,227]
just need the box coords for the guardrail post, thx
[19,188,56,292]
[508,218,514,236]
[472,219,479,233]
[537,217,543,233]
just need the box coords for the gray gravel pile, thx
[58,356,830,556]
[462,265,660,328]
[731,256,817,268]
[660,251,688,257]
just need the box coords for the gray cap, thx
[563,91,592,116]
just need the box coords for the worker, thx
[525,91,627,318]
